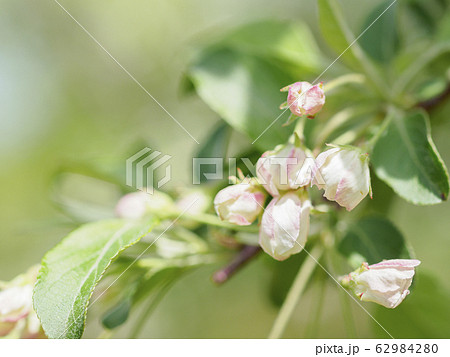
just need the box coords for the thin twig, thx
[212,245,261,284]
[416,83,450,112]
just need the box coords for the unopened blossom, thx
[341,259,421,309]
[313,146,371,211]
[0,265,46,338]
[281,81,325,117]
[115,190,175,219]
[259,192,311,261]
[214,183,266,226]
[175,189,210,216]
[257,144,314,197]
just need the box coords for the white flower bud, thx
[115,190,175,219]
[175,189,210,216]
[314,146,371,211]
[259,192,311,261]
[257,144,314,197]
[0,265,46,338]
[214,183,266,226]
[342,259,421,308]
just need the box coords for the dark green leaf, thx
[359,0,399,63]
[339,216,411,269]
[187,47,292,150]
[267,253,307,306]
[195,121,232,184]
[372,110,449,205]
[317,0,366,71]
[33,218,158,339]
[404,0,449,36]
[374,273,450,338]
[102,298,132,330]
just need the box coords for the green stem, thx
[323,73,365,93]
[268,245,324,339]
[315,106,375,148]
[326,249,357,338]
[181,212,259,233]
[305,273,327,338]
[97,329,114,339]
[365,109,394,151]
[393,43,450,97]
[338,285,357,338]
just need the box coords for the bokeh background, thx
[1,0,449,338]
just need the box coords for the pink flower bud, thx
[342,259,421,308]
[313,146,371,211]
[214,183,266,226]
[115,191,175,219]
[257,144,314,197]
[259,192,311,261]
[281,81,325,117]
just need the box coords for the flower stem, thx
[268,245,324,339]
[326,249,357,338]
[182,212,259,233]
[305,274,327,338]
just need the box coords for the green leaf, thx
[372,110,449,205]
[403,0,449,37]
[102,297,132,330]
[374,273,450,338]
[266,253,307,306]
[33,218,158,339]
[317,0,367,71]
[219,20,322,73]
[359,0,399,63]
[195,121,232,184]
[187,47,293,150]
[338,216,411,269]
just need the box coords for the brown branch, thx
[212,245,261,284]
[416,83,450,112]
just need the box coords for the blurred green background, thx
[1,0,449,338]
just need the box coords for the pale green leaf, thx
[220,20,322,73]
[372,110,449,205]
[33,218,158,339]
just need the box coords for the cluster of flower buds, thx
[0,265,46,338]
[213,80,374,260]
[213,141,372,261]
[341,259,421,308]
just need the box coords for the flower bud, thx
[341,259,421,309]
[259,192,311,261]
[257,144,314,197]
[313,146,371,211]
[175,189,210,216]
[0,265,46,338]
[214,183,266,226]
[281,81,325,117]
[115,190,175,219]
